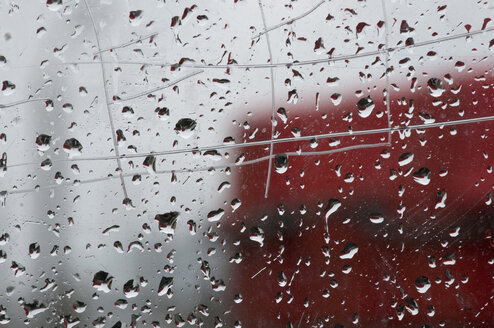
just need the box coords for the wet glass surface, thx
[0,0,493,327]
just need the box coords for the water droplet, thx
[0,191,7,207]
[413,167,431,185]
[1,81,15,96]
[143,155,156,174]
[398,152,414,166]
[73,301,87,313]
[35,134,51,152]
[325,199,341,220]
[369,213,384,224]
[158,277,173,297]
[155,212,179,235]
[274,154,288,174]
[404,298,419,315]
[427,78,444,97]
[28,243,40,259]
[278,271,287,287]
[23,301,47,318]
[0,153,6,178]
[339,242,358,259]
[123,279,140,298]
[277,107,288,124]
[356,96,375,118]
[249,227,264,246]
[217,181,231,193]
[414,276,431,293]
[155,107,170,120]
[92,271,113,293]
[46,0,63,11]
[175,118,197,139]
[330,93,342,106]
[63,138,83,157]
[207,208,224,222]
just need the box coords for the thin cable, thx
[257,0,277,198]
[114,70,203,102]
[0,98,50,109]
[381,0,392,145]
[83,0,129,200]
[94,33,158,55]
[252,0,326,39]
[5,142,388,196]
[54,26,494,70]
[7,114,494,169]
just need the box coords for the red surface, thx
[226,62,494,327]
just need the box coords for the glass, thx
[0,0,493,327]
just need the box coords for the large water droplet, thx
[158,277,173,297]
[207,208,225,222]
[414,276,431,293]
[155,212,179,234]
[175,118,197,139]
[92,271,113,293]
[249,227,264,246]
[123,279,140,298]
[356,96,375,118]
[369,213,384,224]
[413,167,431,185]
[35,134,51,152]
[427,78,444,97]
[274,154,288,174]
[325,199,341,220]
[63,138,83,157]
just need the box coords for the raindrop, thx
[175,118,197,139]
[398,152,414,166]
[63,138,83,157]
[23,301,47,318]
[40,158,53,171]
[155,107,170,120]
[92,271,113,293]
[413,167,431,185]
[368,213,384,224]
[427,78,444,97]
[28,243,41,259]
[356,96,375,118]
[123,279,140,298]
[158,277,173,296]
[325,199,341,220]
[207,208,225,222]
[35,134,51,152]
[1,81,15,96]
[73,301,87,313]
[339,242,358,259]
[278,271,287,287]
[274,154,289,174]
[414,276,431,294]
[155,212,179,235]
[249,227,264,246]
[143,155,156,174]
[277,107,288,124]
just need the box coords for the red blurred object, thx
[227,61,494,327]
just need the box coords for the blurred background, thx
[0,0,493,327]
